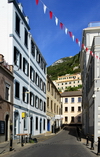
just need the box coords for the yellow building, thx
[46,75,62,133]
[61,91,82,126]
[53,73,82,92]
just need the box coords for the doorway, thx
[5,115,9,141]
[30,117,33,135]
[40,118,42,134]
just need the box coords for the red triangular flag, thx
[49,11,53,19]
[81,44,84,49]
[69,31,72,37]
[76,38,78,43]
[60,22,63,29]
[36,0,39,5]
[86,47,88,51]
[90,51,92,55]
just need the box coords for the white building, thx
[80,22,100,142]
[53,73,82,92]
[0,0,47,138]
[61,91,82,126]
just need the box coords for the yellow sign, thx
[22,112,26,118]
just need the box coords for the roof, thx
[61,91,82,97]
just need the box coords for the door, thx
[5,115,9,141]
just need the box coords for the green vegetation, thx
[47,52,80,80]
[64,85,82,92]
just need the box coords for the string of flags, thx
[35,0,100,60]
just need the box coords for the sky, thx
[18,0,100,66]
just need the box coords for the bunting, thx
[35,0,99,60]
[43,4,47,13]
[49,11,53,19]
[60,22,63,29]
[36,0,39,5]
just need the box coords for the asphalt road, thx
[3,127,97,157]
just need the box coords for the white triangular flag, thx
[55,17,58,25]
[72,35,74,41]
[43,4,47,14]
[78,41,80,47]
[65,28,68,34]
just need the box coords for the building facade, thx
[47,75,62,133]
[0,54,14,142]
[0,0,47,138]
[53,73,82,92]
[80,22,100,142]
[61,91,82,126]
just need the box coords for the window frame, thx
[71,97,74,103]
[15,12,20,36]
[15,81,20,99]
[23,57,29,76]
[65,98,68,103]
[22,87,29,103]
[24,28,28,48]
[5,83,10,102]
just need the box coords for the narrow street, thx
[3,127,97,157]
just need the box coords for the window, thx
[78,106,81,112]
[44,102,46,112]
[30,66,35,82]
[43,119,45,130]
[65,117,68,122]
[22,87,28,103]
[51,86,53,95]
[78,97,82,103]
[35,96,39,108]
[23,58,29,76]
[40,99,43,110]
[24,116,27,130]
[31,40,35,57]
[47,97,49,108]
[47,81,50,91]
[24,28,28,47]
[35,73,39,86]
[36,50,40,63]
[65,98,68,103]
[5,83,10,101]
[71,107,74,112]
[54,103,56,113]
[40,78,43,90]
[78,116,81,122]
[14,47,22,69]
[43,83,46,93]
[71,98,74,103]
[36,117,38,130]
[71,117,74,122]
[51,100,53,112]
[30,92,34,106]
[15,13,20,36]
[40,58,43,69]
[65,107,68,112]
[15,81,20,99]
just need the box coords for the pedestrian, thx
[76,126,81,141]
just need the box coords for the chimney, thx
[0,54,4,63]
[25,16,29,24]
[18,3,23,12]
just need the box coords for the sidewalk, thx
[0,132,55,156]
[80,138,98,155]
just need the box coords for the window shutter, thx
[20,53,22,69]
[27,62,29,76]
[14,47,16,62]
[23,58,25,72]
